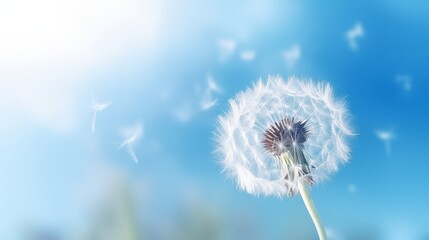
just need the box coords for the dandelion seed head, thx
[215,76,354,197]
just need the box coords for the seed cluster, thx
[262,118,314,186]
[262,118,308,156]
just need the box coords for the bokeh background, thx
[1,0,429,239]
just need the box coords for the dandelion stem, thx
[298,180,327,240]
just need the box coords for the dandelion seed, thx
[217,38,236,62]
[207,75,222,93]
[201,98,218,111]
[240,50,255,61]
[215,76,354,240]
[395,75,412,92]
[174,101,194,122]
[119,123,143,163]
[346,22,364,50]
[375,130,394,155]
[201,75,222,111]
[283,45,301,68]
[91,100,112,133]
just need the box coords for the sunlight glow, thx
[0,0,163,65]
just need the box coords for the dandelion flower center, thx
[262,118,308,156]
[262,117,313,187]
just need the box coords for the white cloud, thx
[91,100,112,133]
[395,75,412,92]
[375,130,395,155]
[119,123,143,163]
[240,50,255,61]
[346,22,364,50]
[217,38,236,62]
[283,44,300,68]
[200,74,222,111]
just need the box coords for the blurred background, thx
[1,0,429,239]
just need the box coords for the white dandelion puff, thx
[119,123,143,163]
[91,100,112,133]
[214,76,354,240]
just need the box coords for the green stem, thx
[298,180,327,240]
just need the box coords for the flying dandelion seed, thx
[91,100,112,133]
[217,38,236,62]
[395,75,412,92]
[375,130,394,155]
[207,75,222,93]
[174,101,194,122]
[346,22,364,50]
[201,75,222,111]
[215,76,354,240]
[240,50,255,61]
[283,44,301,69]
[119,123,143,163]
[201,97,218,111]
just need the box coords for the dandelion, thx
[215,76,354,240]
[91,100,112,133]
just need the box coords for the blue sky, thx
[1,0,429,239]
